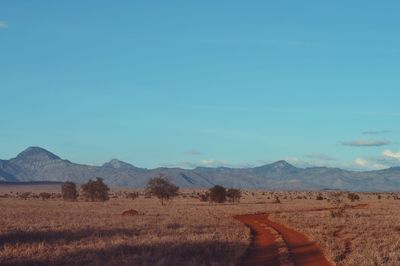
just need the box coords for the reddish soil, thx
[121,209,139,216]
[236,214,280,266]
[236,213,331,266]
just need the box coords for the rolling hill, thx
[0,147,399,191]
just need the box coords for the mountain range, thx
[0,147,399,191]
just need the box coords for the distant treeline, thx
[0,181,63,186]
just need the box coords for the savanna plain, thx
[0,184,399,266]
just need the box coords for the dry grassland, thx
[0,186,399,266]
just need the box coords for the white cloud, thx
[199,159,229,167]
[383,150,400,160]
[354,157,386,170]
[0,21,8,29]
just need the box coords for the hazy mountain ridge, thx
[0,147,399,191]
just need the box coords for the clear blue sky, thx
[1,1,400,170]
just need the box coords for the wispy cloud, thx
[0,20,7,29]
[304,153,335,161]
[185,149,201,156]
[362,130,393,135]
[341,140,391,147]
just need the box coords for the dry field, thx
[0,185,399,266]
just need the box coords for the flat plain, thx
[0,185,399,266]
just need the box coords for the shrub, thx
[39,192,51,201]
[145,174,179,205]
[81,177,110,202]
[199,192,210,202]
[272,196,281,204]
[19,192,31,200]
[316,193,324,200]
[209,185,226,203]
[62,181,78,201]
[347,192,360,202]
[126,192,139,200]
[226,188,242,203]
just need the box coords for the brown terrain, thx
[0,184,399,265]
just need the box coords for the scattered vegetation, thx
[1,185,400,266]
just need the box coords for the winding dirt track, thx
[236,214,331,266]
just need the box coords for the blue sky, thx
[1,1,400,170]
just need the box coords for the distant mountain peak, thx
[102,159,137,169]
[271,160,294,168]
[15,147,61,161]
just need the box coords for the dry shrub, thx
[39,192,51,201]
[272,196,281,204]
[226,188,242,203]
[126,192,139,200]
[347,192,360,202]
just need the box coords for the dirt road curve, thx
[236,214,331,266]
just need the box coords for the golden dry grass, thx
[0,186,399,266]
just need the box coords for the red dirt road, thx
[236,214,331,266]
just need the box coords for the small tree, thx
[62,181,78,201]
[145,174,179,205]
[226,188,242,203]
[209,185,226,203]
[81,177,110,202]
